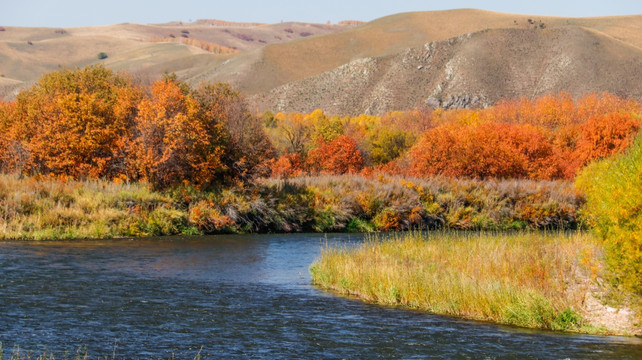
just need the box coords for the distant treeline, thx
[265,93,641,181]
[1,65,641,188]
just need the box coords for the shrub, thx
[576,134,642,296]
[306,136,364,174]
[188,200,234,233]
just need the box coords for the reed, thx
[0,173,191,240]
[311,231,611,333]
[0,172,584,240]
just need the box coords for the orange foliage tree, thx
[9,65,140,178]
[129,76,226,189]
[0,100,16,171]
[307,135,364,174]
[572,112,640,172]
[409,122,559,179]
[409,92,641,180]
[195,83,274,181]
[269,153,304,178]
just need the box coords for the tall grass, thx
[311,231,610,333]
[258,175,583,232]
[0,172,584,240]
[0,173,192,240]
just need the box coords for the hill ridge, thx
[1,9,641,113]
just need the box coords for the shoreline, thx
[310,232,641,336]
[0,173,583,240]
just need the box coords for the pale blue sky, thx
[1,0,640,27]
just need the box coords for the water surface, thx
[1,234,640,359]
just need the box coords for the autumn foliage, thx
[1,66,640,186]
[265,94,640,180]
[576,134,642,299]
[407,93,641,180]
[129,77,227,189]
[0,66,272,189]
[307,136,363,174]
[6,66,140,179]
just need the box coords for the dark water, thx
[1,234,640,359]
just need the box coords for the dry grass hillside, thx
[250,26,642,114]
[1,9,641,113]
[203,9,642,95]
[0,20,356,98]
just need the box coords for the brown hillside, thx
[0,20,354,98]
[1,9,641,110]
[249,26,642,115]
[199,9,642,95]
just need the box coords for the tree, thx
[366,128,415,166]
[573,112,640,172]
[0,101,17,172]
[195,83,274,181]
[307,135,363,174]
[576,134,642,296]
[409,121,557,179]
[130,77,225,189]
[11,65,140,178]
[269,152,304,178]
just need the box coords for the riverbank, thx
[310,231,641,335]
[0,173,583,240]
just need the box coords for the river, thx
[1,234,640,359]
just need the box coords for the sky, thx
[1,0,641,27]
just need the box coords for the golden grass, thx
[0,173,584,239]
[0,173,179,240]
[311,231,612,333]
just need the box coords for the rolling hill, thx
[0,20,357,97]
[250,26,642,114]
[1,9,641,114]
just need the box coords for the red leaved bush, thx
[408,93,641,180]
[307,135,364,174]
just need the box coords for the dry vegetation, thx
[311,231,640,334]
[0,173,584,240]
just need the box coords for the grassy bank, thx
[0,174,583,240]
[310,231,639,334]
[0,174,193,240]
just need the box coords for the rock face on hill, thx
[248,26,642,115]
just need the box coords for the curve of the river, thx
[1,234,640,359]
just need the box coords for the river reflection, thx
[1,234,640,359]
